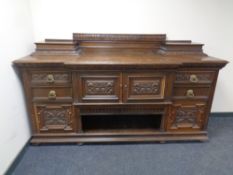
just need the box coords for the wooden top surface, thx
[14,49,228,68]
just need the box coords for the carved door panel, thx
[166,103,206,131]
[123,73,166,102]
[34,104,75,133]
[78,73,121,102]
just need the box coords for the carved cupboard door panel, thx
[123,73,166,102]
[34,104,75,133]
[166,103,206,131]
[78,73,121,102]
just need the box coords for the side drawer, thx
[31,71,71,86]
[175,71,215,84]
[34,104,76,133]
[173,87,210,100]
[32,87,72,102]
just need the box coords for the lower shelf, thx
[81,114,162,132]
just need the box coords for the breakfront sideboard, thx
[13,33,228,144]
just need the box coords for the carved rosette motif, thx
[36,105,73,131]
[132,80,160,95]
[86,80,114,95]
[175,74,211,82]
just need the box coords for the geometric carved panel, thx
[167,103,206,131]
[35,105,74,132]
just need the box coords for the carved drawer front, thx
[31,71,71,86]
[175,71,215,84]
[79,73,121,102]
[173,87,210,99]
[34,104,75,132]
[32,87,72,102]
[123,73,166,102]
[167,103,206,131]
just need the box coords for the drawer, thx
[166,102,207,131]
[175,71,215,84]
[31,71,71,86]
[173,87,210,99]
[78,73,121,102]
[32,87,72,102]
[34,104,75,133]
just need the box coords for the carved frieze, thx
[74,33,166,42]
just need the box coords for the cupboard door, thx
[123,73,166,102]
[78,73,121,102]
[34,104,75,133]
[166,103,206,131]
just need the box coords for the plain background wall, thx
[0,0,34,174]
[29,0,233,112]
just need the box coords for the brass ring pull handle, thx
[47,74,55,83]
[186,89,195,97]
[190,74,198,83]
[48,90,56,99]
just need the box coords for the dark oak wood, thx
[13,33,228,144]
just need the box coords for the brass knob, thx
[186,89,195,97]
[48,90,56,99]
[47,74,54,83]
[190,74,198,83]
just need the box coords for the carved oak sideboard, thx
[13,33,228,144]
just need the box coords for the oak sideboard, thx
[13,33,228,144]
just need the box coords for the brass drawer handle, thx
[190,74,198,83]
[186,89,195,97]
[47,74,55,83]
[48,90,56,99]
